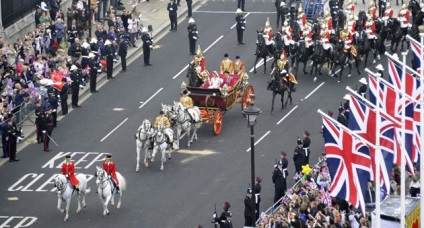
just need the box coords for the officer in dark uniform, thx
[80,42,90,69]
[235,9,246,44]
[186,0,193,17]
[48,92,59,127]
[337,107,348,127]
[276,0,287,28]
[118,38,128,71]
[6,117,21,162]
[105,40,115,79]
[69,65,81,108]
[88,53,100,93]
[219,212,234,228]
[187,18,198,55]
[90,38,100,61]
[141,28,153,66]
[272,153,288,207]
[35,100,44,143]
[254,177,262,220]
[215,202,231,224]
[168,0,178,31]
[358,78,368,98]
[238,0,246,11]
[0,115,11,158]
[303,130,311,165]
[43,108,54,152]
[244,187,254,227]
[329,0,339,19]
[59,78,69,115]
[293,139,305,175]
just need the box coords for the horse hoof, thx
[373,60,376,64]
[83,204,86,208]
[64,217,68,222]
[117,203,121,209]
[136,167,139,172]
[338,80,341,84]
[348,74,351,78]
[160,167,164,172]
[76,209,81,213]
[313,77,317,82]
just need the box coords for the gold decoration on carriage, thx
[220,84,229,97]
[199,70,210,81]
[242,72,249,86]
[181,81,187,93]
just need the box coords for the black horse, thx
[311,21,321,41]
[186,63,203,87]
[254,31,273,74]
[272,32,285,69]
[409,0,424,26]
[386,18,405,52]
[267,70,295,112]
[357,11,367,31]
[294,41,310,75]
[354,29,371,68]
[310,41,331,82]
[333,9,347,32]
[329,41,351,83]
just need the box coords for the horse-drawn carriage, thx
[182,72,254,135]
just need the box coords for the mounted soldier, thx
[320,25,332,61]
[383,2,394,25]
[297,6,307,32]
[398,4,411,39]
[303,24,314,53]
[262,17,275,54]
[340,24,355,60]
[277,50,289,75]
[368,1,378,20]
[153,111,174,149]
[365,16,377,49]
[192,45,205,72]
[324,10,334,32]
[347,14,357,33]
[281,20,293,53]
[345,0,355,15]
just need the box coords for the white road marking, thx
[177,149,216,155]
[196,10,275,14]
[246,130,271,152]
[249,57,274,73]
[8,197,18,201]
[304,82,325,100]
[179,132,188,140]
[139,88,163,109]
[276,105,298,125]
[230,13,251,29]
[181,156,200,164]
[172,35,224,79]
[100,118,129,142]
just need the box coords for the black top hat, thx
[183,90,188,95]
[106,154,112,158]
[65,155,71,158]
[224,53,229,57]
[297,139,303,145]
[235,55,240,59]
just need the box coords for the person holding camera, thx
[141,28,153,66]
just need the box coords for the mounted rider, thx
[347,14,357,33]
[280,20,293,50]
[102,154,120,194]
[193,45,205,72]
[262,17,275,54]
[382,2,394,26]
[323,10,333,32]
[398,4,411,38]
[179,90,200,123]
[302,24,314,52]
[320,24,332,61]
[297,6,306,32]
[368,1,378,20]
[277,50,289,75]
[219,53,234,74]
[340,24,355,59]
[365,16,377,48]
[60,155,80,192]
[344,0,355,15]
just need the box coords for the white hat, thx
[188,18,195,23]
[280,1,286,6]
[89,53,96,58]
[40,1,50,11]
[90,37,97,43]
[82,42,90,48]
[376,64,384,71]
[105,40,112,46]
[392,53,399,60]
[236,8,243,14]
[70,65,78,71]
[343,94,350,100]
[141,27,148,33]
[359,77,368,85]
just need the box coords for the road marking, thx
[304,82,325,100]
[139,88,163,109]
[181,155,200,164]
[230,13,251,29]
[249,57,274,73]
[196,10,275,14]
[179,132,187,140]
[177,149,216,155]
[172,35,224,79]
[276,105,298,125]
[8,197,19,201]
[100,118,129,142]
[246,130,271,152]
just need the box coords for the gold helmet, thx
[386,2,391,8]
[340,30,348,40]
[369,0,375,7]
[265,17,270,27]
[402,3,407,9]
[196,45,202,56]
[325,9,330,17]
[298,6,303,13]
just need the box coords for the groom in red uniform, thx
[61,155,80,192]
[103,154,120,193]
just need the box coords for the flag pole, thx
[375,74,382,228]
[419,32,424,227]
[400,51,407,228]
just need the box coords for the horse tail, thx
[116,172,127,191]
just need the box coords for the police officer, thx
[276,1,287,28]
[293,139,305,175]
[272,152,288,207]
[254,177,261,220]
[168,0,178,31]
[244,187,254,227]
[42,108,54,152]
[59,77,69,115]
[105,40,115,79]
[6,118,21,162]
[235,9,246,44]
[70,65,81,108]
[303,130,311,165]
[118,38,128,72]
[141,27,153,66]
[337,107,348,127]
[88,53,100,93]
[187,18,198,55]
[35,100,44,143]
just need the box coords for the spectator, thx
[35,6,43,27]
[55,18,66,44]
[95,25,108,42]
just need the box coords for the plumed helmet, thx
[142,27,148,33]
[70,65,78,71]
[280,50,287,59]
[325,9,330,16]
[298,5,303,13]
[369,0,375,6]
[188,18,195,23]
[88,52,96,58]
[402,3,407,9]
[236,8,243,14]
[265,17,270,27]
[104,40,112,45]
[196,45,202,56]
[386,2,391,8]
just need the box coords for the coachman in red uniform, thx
[61,155,80,191]
[103,154,120,193]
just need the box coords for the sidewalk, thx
[0,0,202,166]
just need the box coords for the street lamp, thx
[242,94,262,226]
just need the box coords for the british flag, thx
[369,75,416,173]
[322,116,372,215]
[348,94,397,194]
[410,41,422,74]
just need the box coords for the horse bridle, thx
[97,170,112,196]
[175,106,190,124]
[155,124,167,144]
[56,176,69,196]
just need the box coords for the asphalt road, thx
[0,1,411,227]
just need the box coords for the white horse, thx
[95,166,127,216]
[134,119,154,171]
[172,101,201,148]
[54,174,90,221]
[151,121,173,171]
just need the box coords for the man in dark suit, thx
[59,77,69,115]
[186,0,193,17]
[168,0,178,31]
[235,9,246,44]
[141,28,153,66]
[118,39,128,71]
[244,188,254,227]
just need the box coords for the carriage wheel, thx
[242,85,255,114]
[213,110,223,135]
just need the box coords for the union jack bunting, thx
[348,94,397,194]
[410,41,422,74]
[368,75,416,173]
[322,116,372,215]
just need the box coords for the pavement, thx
[0,0,203,165]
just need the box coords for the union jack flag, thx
[369,75,416,173]
[410,41,422,74]
[322,116,372,215]
[348,94,397,194]
[321,188,332,207]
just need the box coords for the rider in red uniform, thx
[61,155,80,192]
[103,154,120,193]
[368,1,378,20]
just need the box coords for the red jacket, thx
[61,162,79,187]
[103,161,119,185]
[326,18,333,30]
[297,13,307,26]
[384,9,394,18]
[368,7,378,20]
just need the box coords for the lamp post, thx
[242,94,262,226]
